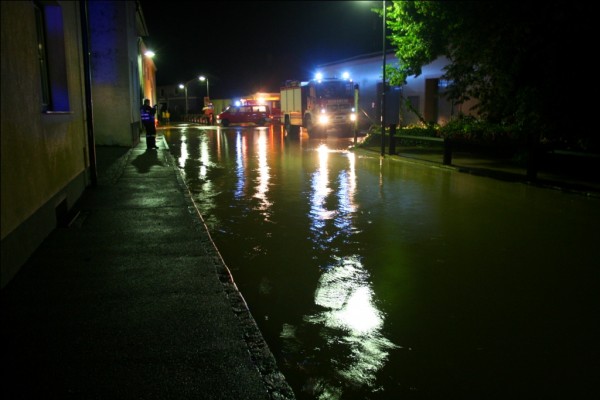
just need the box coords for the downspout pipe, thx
[79,0,97,187]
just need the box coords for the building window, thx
[34,1,70,113]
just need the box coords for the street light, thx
[178,83,188,115]
[199,76,209,101]
[179,76,204,115]
[381,0,387,157]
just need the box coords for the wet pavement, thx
[0,135,295,399]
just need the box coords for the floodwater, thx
[161,124,600,400]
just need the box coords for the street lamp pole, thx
[200,76,209,101]
[178,84,189,115]
[381,0,387,157]
[179,76,205,116]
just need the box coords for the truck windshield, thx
[315,81,353,99]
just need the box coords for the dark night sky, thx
[140,1,384,99]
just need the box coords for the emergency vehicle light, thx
[318,114,329,124]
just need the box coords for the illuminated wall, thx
[317,55,478,128]
[88,0,143,146]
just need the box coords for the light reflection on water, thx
[303,143,399,396]
[234,132,246,200]
[254,130,273,215]
[304,255,400,391]
[162,125,600,400]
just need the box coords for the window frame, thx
[34,1,71,114]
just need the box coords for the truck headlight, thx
[318,114,329,124]
[350,113,356,122]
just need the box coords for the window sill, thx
[43,111,74,115]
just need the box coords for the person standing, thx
[141,99,158,149]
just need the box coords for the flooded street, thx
[162,124,599,399]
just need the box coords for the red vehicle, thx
[240,95,281,123]
[216,104,272,127]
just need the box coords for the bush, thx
[360,117,523,157]
[440,116,518,142]
[439,117,522,156]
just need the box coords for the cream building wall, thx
[1,1,90,287]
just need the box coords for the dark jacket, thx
[141,104,156,124]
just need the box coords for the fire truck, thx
[280,74,357,137]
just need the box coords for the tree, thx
[382,1,596,151]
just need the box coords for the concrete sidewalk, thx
[0,136,295,399]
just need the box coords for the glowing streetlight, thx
[199,76,209,100]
